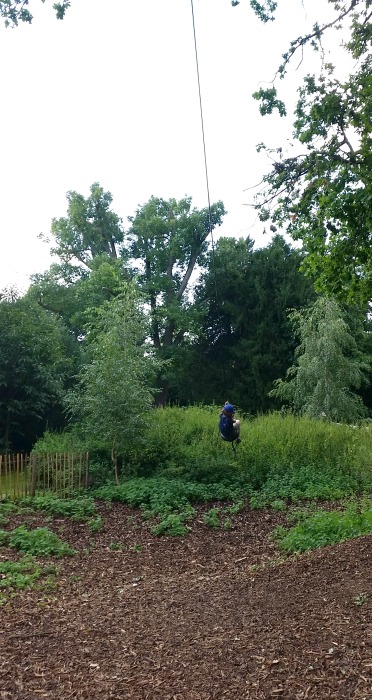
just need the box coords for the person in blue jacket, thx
[219,402,241,443]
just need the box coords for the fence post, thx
[30,454,37,497]
[84,452,89,489]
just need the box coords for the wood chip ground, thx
[1,502,371,699]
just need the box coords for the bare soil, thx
[1,502,372,699]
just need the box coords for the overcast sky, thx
[0,0,342,291]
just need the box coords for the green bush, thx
[0,557,44,591]
[122,409,372,497]
[203,508,221,528]
[151,511,194,536]
[32,429,85,454]
[20,495,96,520]
[276,499,372,553]
[2,525,75,557]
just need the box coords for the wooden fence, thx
[0,453,89,500]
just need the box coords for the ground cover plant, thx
[0,525,75,557]
[19,494,97,521]
[275,498,372,553]
[0,498,82,603]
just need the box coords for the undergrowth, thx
[19,495,96,520]
[0,525,75,557]
[275,498,372,553]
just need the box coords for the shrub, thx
[20,495,96,520]
[4,526,75,557]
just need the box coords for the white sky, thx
[0,0,344,291]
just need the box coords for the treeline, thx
[1,184,371,453]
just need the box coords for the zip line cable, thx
[190,0,228,394]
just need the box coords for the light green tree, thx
[65,281,165,482]
[269,297,370,422]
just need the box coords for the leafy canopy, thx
[248,0,372,302]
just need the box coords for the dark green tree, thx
[192,235,316,412]
[0,293,72,452]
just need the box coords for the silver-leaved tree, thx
[269,296,370,423]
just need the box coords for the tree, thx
[29,256,128,339]
[0,293,72,452]
[0,0,70,26]
[192,234,316,412]
[128,195,226,403]
[246,1,372,302]
[269,296,370,422]
[48,182,125,271]
[65,281,164,482]
[29,183,128,338]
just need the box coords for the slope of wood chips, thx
[1,502,372,699]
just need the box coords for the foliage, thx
[20,494,96,520]
[87,515,103,532]
[92,408,372,534]
[232,1,277,22]
[49,183,124,270]
[65,281,165,476]
[276,498,372,553]
[0,0,70,26]
[250,0,372,302]
[93,477,239,518]
[110,407,372,499]
[0,294,72,452]
[151,512,193,537]
[0,557,44,593]
[31,429,86,454]
[29,256,128,341]
[270,297,370,422]
[193,234,316,411]
[128,195,226,403]
[1,525,75,557]
[202,508,222,528]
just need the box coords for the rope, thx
[190,0,227,394]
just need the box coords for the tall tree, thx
[192,235,316,412]
[29,183,128,337]
[247,0,372,302]
[128,195,226,403]
[49,182,125,271]
[269,296,370,422]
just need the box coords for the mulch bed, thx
[1,502,372,699]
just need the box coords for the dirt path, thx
[1,503,372,699]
